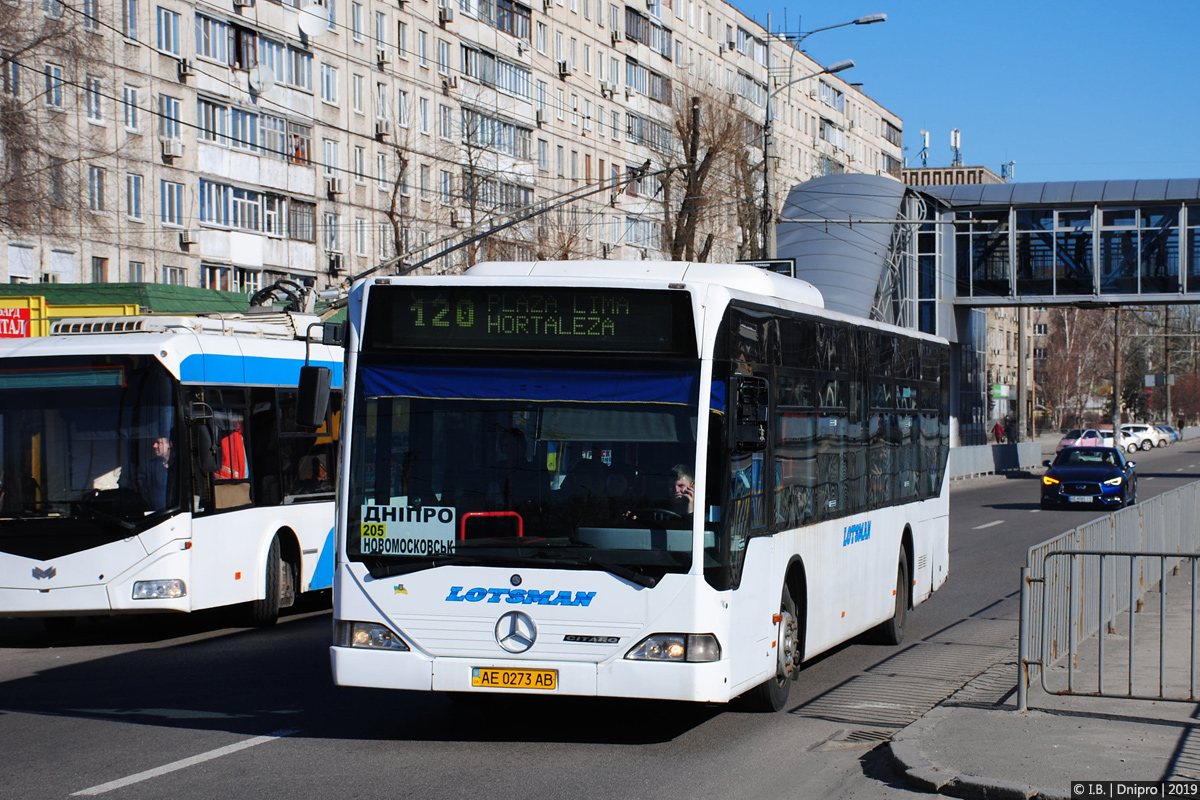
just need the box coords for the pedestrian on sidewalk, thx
[992,420,1005,444]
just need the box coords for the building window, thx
[198,98,227,144]
[91,256,108,282]
[324,212,341,252]
[87,166,106,211]
[440,170,451,204]
[355,217,366,255]
[161,180,184,226]
[156,7,181,54]
[162,266,187,285]
[204,264,232,291]
[122,0,138,39]
[196,15,230,64]
[129,260,147,281]
[85,75,103,121]
[287,47,312,91]
[231,108,258,151]
[263,194,285,236]
[289,200,316,242]
[351,1,362,39]
[122,85,139,130]
[352,73,363,113]
[159,95,181,139]
[43,63,63,107]
[322,138,338,175]
[320,63,338,104]
[127,173,143,219]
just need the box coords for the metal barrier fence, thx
[1017,481,1200,710]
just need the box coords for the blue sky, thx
[735,1,1200,183]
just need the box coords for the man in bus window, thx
[138,435,177,511]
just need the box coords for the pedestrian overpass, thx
[775,174,1200,445]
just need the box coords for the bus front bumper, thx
[329,646,734,703]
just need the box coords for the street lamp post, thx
[761,59,854,258]
[760,13,885,258]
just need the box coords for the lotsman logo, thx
[842,521,871,547]
[445,586,596,606]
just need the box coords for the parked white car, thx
[1121,424,1170,451]
[1098,429,1136,453]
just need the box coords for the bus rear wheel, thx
[248,536,284,627]
[875,555,909,646]
[745,590,800,713]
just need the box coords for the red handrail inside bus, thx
[459,511,524,540]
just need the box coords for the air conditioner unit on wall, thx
[232,0,254,7]
[375,118,393,138]
[160,138,183,159]
[328,254,343,275]
[179,230,198,246]
[535,108,545,126]
[611,29,621,45]
[438,5,453,25]
[558,60,570,78]
[377,48,391,66]
[177,59,193,81]
[326,177,344,196]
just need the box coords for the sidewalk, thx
[887,565,1200,800]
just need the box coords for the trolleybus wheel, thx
[248,536,283,627]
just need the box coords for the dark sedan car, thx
[1041,447,1137,510]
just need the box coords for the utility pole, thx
[1112,308,1123,439]
[1016,306,1026,443]
[1165,306,1173,425]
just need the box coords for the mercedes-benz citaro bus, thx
[329,261,950,710]
[0,310,343,626]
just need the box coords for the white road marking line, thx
[72,729,299,796]
[973,520,1004,530]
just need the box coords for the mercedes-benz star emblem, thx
[495,610,537,653]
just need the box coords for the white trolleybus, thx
[329,262,950,710]
[0,308,343,626]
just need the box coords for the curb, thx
[887,707,1068,800]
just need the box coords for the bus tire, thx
[745,590,801,713]
[248,536,283,627]
[875,555,909,646]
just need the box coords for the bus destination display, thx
[368,286,690,353]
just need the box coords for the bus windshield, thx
[0,355,181,533]
[347,358,707,584]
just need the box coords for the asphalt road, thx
[3,440,1199,800]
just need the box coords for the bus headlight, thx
[335,620,410,650]
[626,633,721,663]
[132,579,186,599]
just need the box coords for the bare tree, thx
[0,0,101,233]
[655,73,756,262]
[1035,308,1113,429]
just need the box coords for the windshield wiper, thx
[72,503,137,532]
[529,551,658,588]
[366,554,492,579]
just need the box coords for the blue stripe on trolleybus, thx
[310,528,335,590]
[180,354,344,388]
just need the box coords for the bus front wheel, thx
[875,555,909,646]
[745,590,801,713]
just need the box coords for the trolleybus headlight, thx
[336,620,410,650]
[1041,476,1060,486]
[132,579,186,599]
[625,633,720,663]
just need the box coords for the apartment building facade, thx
[0,0,904,288]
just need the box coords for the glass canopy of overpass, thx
[923,180,1200,304]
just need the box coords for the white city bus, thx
[0,310,343,626]
[329,262,950,710]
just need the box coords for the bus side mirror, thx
[195,422,220,473]
[321,322,346,347]
[297,365,332,428]
[734,376,768,453]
